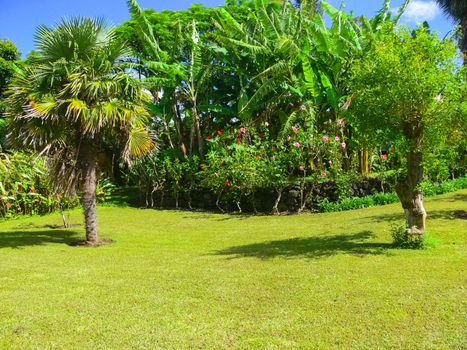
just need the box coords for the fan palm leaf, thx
[435,0,467,63]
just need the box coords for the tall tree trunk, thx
[172,100,187,157]
[360,148,369,175]
[79,141,98,243]
[189,124,195,156]
[395,131,427,235]
[192,106,204,160]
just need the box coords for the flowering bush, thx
[200,143,267,212]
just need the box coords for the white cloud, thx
[400,1,440,23]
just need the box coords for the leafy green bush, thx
[318,192,399,212]
[96,178,116,203]
[421,177,467,196]
[0,118,6,148]
[0,152,78,218]
[371,192,399,205]
[200,143,267,212]
[319,177,466,213]
[391,223,425,249]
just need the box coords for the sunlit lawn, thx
[0,190,466,349]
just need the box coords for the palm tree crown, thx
[435,0,467,63]
[435,0,467,21]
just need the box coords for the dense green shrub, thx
[96,178,116,203]
[0,152,76,218]
[0,152,117,219]
[199,142,268,212]
[421,177,467,196]
[318,177,466,213]
[0,118,6,148]
[318,192,399,212]
[391,223,425,249]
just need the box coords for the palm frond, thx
[124,127,155,161]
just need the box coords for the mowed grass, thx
[0,191,466,349]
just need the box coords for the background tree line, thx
[0,0,465,244]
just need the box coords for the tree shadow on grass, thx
[0,229,81,249]
[182,213,253,221]
[366,210,467,223]
[214,231,392,260]
[434,193,467,202]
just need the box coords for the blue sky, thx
[0,0,456,57]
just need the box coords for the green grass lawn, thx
[0,190,466,349]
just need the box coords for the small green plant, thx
[390,223,425,249]
[421,177,467,197]
[96,178,116,203]
[318,192,399,212]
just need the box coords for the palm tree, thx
[435,0,467,63]
[6,18,153,244]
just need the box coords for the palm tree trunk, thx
[80,141,98,243]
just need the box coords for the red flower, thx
[206,135,212,140]
[224,180,231,186]
[236,138,241,145]
[217,129,223,137]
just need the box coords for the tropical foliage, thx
[1,0,466,244]
[348,24,463,234]
[5,18,153,243]
[0,152,73,218]
[0,39,19,147]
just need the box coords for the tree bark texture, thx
[395,130,427,234]
[172,101,187,157]
[192,107,204,160]
[79,140,99,243]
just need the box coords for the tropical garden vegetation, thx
[0,0,466,348]
[0,0,465,246]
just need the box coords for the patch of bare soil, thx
[69,239,114,247]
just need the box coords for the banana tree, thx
[126,0,213,160]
